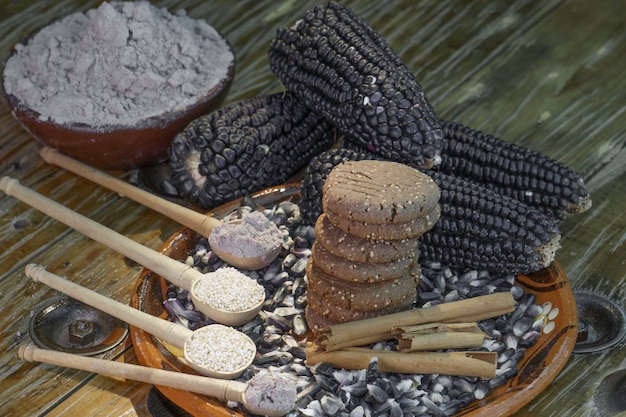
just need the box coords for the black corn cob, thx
[342,120,592,220]
[438,121,591,219]
[300,148,561,274]
[268,1,443,170]
[169,92,336,208]
[421,170,561,274]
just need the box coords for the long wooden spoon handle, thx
[40,147,221,237]
[18,344,246,402]
[0,176,202,290]
[25,264,191,348]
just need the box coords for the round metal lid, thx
[592,369,626,416]
[573,290,626,354]
[29,296,128,356]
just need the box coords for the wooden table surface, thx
[1,1,624,416]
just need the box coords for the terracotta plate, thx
[129,183,578,417]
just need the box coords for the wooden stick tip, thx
[39,146,56,162]
[18,345,35,362]
[24,263,45,282]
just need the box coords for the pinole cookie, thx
[305,305,335,330]
[307,285,416,324]
[314,213,419,263]
[322,160,441,224]
[306,260,419,312]
[325,204,440,240]
[311,241,413,283]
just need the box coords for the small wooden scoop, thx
[25,264,255,379]
[40,146,281,270]
[19,344,296,417]
[0,176,262,326]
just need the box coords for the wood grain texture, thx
[44,349,153,417]
[0,0,624,416]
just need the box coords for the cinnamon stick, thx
[314,292,514,352]
[305,344,497,378]
[323,332,391,352]
[393,323,488,352]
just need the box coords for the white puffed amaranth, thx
[193,267,265,312]
[184,324,255,373]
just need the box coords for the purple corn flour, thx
[3,1,234,127]
[209,211,285,259]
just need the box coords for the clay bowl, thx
[129,183,579,417]
[2,28,234,170]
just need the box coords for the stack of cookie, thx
[305,160,441,329]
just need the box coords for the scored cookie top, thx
[322,160,441,224]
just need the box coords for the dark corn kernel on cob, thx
[168,92,336,208]
[268,1,443,170]
[300,148,561,274]
[438,120,591,219]
[421,170,561,274]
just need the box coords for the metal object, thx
[29,296,128,356]
[592,369,626,416]
[573,291,626,354]
[68,319,95,345]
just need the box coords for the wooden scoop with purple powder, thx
[19,344,296,416]
[0,176,263,326]
[40,147,283,270]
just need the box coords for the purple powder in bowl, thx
[2,1,234,128]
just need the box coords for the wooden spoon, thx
[0,176,262,326]
[39,146,281,270]
[24,264,255,379]
[18,344,296,417]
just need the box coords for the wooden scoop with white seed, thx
[39,146,282,270]
[19,344,296,416]
[0,176,262,326]
[25,264,256,379]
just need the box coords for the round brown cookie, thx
[305,305,336,330]
[325,204,440,240]
[314,213,419,263]
[306,260,419,312]
[322,160,441,224]
[307,285,416,324]
[311,241,413,283]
